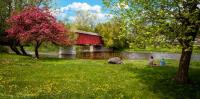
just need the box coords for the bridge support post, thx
[59,46,76,58]
[89,45,94,52]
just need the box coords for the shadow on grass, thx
[39,57,68,61]
[124,65,200,98]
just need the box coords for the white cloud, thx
[50,2,113,22]
[68,16,75,21]
[65,13,113,23]
[95,13,113,21]
[49,9,67,20]
[61,2,101,13]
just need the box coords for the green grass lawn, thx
[0,54,200,99]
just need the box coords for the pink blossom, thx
[6,6,71,45]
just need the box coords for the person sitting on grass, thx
[159,58,166,66]
[148,56,157,66]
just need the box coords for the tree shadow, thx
[123,65,200,98]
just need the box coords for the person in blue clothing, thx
[160,58,166,66]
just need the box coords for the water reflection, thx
[60,52,122,59]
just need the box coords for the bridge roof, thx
[75,30,100,36]
[75,31,103,45]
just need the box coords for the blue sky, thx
[53,0,104,8]
[50,0,112,22]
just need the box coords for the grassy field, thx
[0,54,200,98]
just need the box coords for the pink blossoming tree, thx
[6,6,71,59]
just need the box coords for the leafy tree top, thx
[104,0,200,48]
[6,6,71,45]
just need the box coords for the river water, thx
[58,52,200,61]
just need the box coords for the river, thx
[58,52,200,61]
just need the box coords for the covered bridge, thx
[75,31,103,45]
[59,31,111,55]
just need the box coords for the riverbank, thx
[13,51,200,61]
[125,46,200,54]
[0,54,200,98]
[22,43,200,54]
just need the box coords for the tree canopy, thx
[0,0,52,55]
[95,19,130,49]
[104,0,200,83]
[6,6,71,59]
[70,10,98,32]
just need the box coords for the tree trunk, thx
[35,42,42,59]
[175,47,192,84]
[35,47,39,59]
[9,45,22,55]
[20,45,28,56]
[9,39,23,55]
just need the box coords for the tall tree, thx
[104,0,200,83]
[6,6,71,59]
[95,18,130,50]
[0,0,51,55]
[72,10,98,32]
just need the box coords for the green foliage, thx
[104,1,200,82]
[0,54,200,98]
[70,10,98,32]
[95,19,130,50]
[103,0,200,49]
[0,0,9,36]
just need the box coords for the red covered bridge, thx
[75,31,103,45]
[59,31,111,55]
